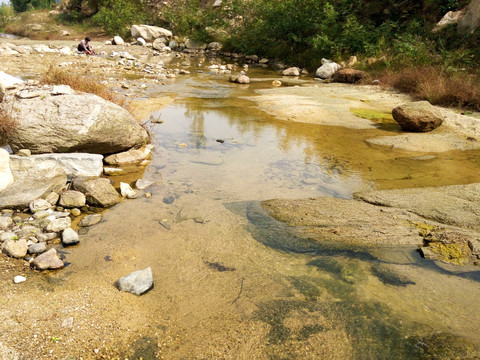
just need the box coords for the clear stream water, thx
[35,64,480,358]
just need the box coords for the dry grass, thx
[380,67,480,111]
[0,107,17,144]
[41,64,127,108]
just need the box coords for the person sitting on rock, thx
[77,37,94,55]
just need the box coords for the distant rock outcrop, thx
[131,25,172,42]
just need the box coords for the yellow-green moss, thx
[428,242,469,265]
[350,108,393,122]
[412,222,438,237]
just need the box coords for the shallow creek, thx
[6,64,480,359]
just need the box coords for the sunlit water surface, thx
[50,68,480,358]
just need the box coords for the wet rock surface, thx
[115,267,154,295]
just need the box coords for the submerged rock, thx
[78,214,102,227]
[115,267,154,295]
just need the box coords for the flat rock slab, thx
[355,183,480,232]
[248,84,411,129]
[366,133,480,152]
[10,153,103,180]
[115,267,153,295]
[0,163,67,210]
[261,197,428,246]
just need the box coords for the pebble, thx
[70,208,81,217]
[163,195,175,204]
[13,276,26,284]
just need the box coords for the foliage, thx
[380,67,480,110]
[92,0,148,38]
[11,0,50,12]
[0,4,15,30]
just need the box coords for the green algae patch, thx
[350,108,393,122]
[420,229,472,265]
[413,222,438,237]
[427,241,470,265]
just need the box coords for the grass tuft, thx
[380,67,480,111]
[41,64,127,108]
[0,106,17,145]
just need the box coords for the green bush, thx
[92,0,147,38]
[11,0,50,12]
[0,4,15,31]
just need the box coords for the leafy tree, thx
[11,0,30,12]
[92,0,147,37]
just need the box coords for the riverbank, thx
[1,36,480,359]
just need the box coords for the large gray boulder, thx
[72,178,121,207]
[10,153,103,180]
[131,25,172,42]
[0,163,67,209]
[392,101,444,132]
[115,267,153,295]
[1,87,148,155]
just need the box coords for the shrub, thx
[41,64,127,108]
[0,106,17,145]
[0,4,15,31]
[381,67,480,110]
[92,0,147,38]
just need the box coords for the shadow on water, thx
[224,200,480,358]
[230,200,480,283]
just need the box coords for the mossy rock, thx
[420,230,472,265]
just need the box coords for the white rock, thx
[13,276,26,284]
[46,217,71,232]
[135,179,154,190]
[120,182,137,199]
[29,199,52,213]
[59,47,72,55]
[10,153,103,181]
[51,85,74,95]
[315,62,341,79]
[62,227,79,246]
[0,71,23,89]
[0,149,14,192]
[137,37,146,46]
[113,36,125,45]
